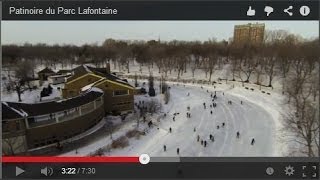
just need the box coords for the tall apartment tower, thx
[233,23,265,45]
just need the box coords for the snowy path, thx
[109,83,278,157]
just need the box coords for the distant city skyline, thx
[1,21,319,45]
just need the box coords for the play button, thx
[16,166,25,176]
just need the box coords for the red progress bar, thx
[2,156,140,163]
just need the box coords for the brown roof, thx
[2,90,103,119]
[56,69,72,74]
[38,67,55,74]
[66,65,95,82]
[2,102,24,120]
[67,65,133,88]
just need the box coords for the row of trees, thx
[3,31,319,88]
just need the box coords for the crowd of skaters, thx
[160,87,256,155]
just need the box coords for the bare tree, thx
[146,98,162,115]
[14,60,34,102]
[285,95,319,157]
[134,73,139,87]
[263,44,277,87]
[284,45,319,156]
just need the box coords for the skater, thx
[241,101,243,105]
[211,136,215,142]
[173,116,175,121]
[163,145,167,152]
[201,140,203,145]
[217,125,220,129]
[148,121,153,128]
[223,92,224,96]
[210,105,212,108]
[177,148,180,155]
[251,138,255,145]
[210,110,213,114]
[194,127,196,132]
[169,127,172,133]
[236,131,240,138]
[222,122,225,127]
[209,134,213,140]
[204,141,207,147]
[187,92,190,96]
[197,135,200,142]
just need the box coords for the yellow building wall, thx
[62,74,102,98]
[95,80,134,113]
[62,73,134,113]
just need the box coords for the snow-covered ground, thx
[62,80,286,157]
[2,62,292,156]
[1,81,63,103]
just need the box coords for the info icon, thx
[299,6,310,16]
[266,167,274,176]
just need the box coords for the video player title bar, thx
[2,1,319,20]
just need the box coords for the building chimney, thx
[106,62,111,74]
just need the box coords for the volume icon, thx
[41,167,54,176]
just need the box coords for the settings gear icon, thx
[284,165,295,176]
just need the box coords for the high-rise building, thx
[233,23,265,45]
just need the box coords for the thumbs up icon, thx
[247,6,256,16]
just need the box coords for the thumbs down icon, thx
[264,6,274,17]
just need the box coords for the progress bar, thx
[2,156,139,163]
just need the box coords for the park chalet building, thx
[62,64,135,114]
[2,89,104,155]
[2,64,134,155]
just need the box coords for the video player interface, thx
[1,0,319,179]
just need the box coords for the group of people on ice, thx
[161,86,256,156]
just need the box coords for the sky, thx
[1,21,319,45]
